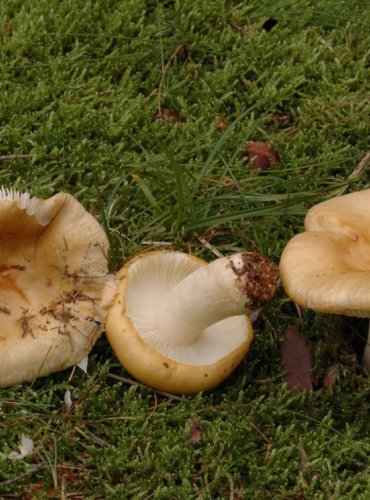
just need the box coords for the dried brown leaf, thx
[6,21,13,37]
[268,113,291,127]
[281,325,314,391]
[245,141,279,170]
[229,19,246,33]
[151,108,182,123]
[216,116,228,132]
[189,419,202,444]
[323,363,340,391]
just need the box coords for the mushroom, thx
[279,188,370,369]
[105,250,278,393]
[0,188,115,388]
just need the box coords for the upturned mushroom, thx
[279,188,370,369]
[0,188,115,388]
[105,250,278,393]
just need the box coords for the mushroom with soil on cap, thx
[105,250,278,394]
[279,188,370,370]
[0,188,115,388]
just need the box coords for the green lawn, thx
[1,0,370,497]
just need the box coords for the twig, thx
[332,152,370,197]
[318,36,341,64]
[0,154,34,160]
[0,154,71,163]
[297,444,308,471]
[60,474,67,500]
[157,44,185,112]
[107,372,183,401]
[348,152,370,181]
[197,236,224,257]
[294,302,302,320]
[250,421,273,446]
[74,426,108,448]
[228,477,235,500]
[0,463,44,487]
[141,240,173,247]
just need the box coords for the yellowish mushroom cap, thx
[0,188,115,388]
[280,189,370,316]
[106,250,277,394]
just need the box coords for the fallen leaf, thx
[6,21,13,37]
[297,445,308,471]
[281,325,314,391]
[47,487,60,496]
[339,353,357,364]
[268,113,291,127]
[216,116,228,132]
[28,482,46,490]
[284,126,300,138]
[57,462,84,489]
[245,141,279,170]
[151,108,182,123]
[219,176,234,187]
[189,419,202,444]
[229,19,246,34]
[323,363,340,391]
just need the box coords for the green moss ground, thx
[1,0,370,497]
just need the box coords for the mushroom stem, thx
[156,252,277,345]
[362,321,370,371]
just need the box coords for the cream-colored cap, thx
[280,189,370,316]
[0,188,115,387]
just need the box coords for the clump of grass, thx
[1,0,370,497]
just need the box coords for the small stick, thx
[348,152,370,180]
[197,236,224,258]
[141,240,173,247]
[333,152,370,197]
[74,426,108,448]
[157,44,185,113]
[250,421,272,446]
[228,477,235,500]
[0,464,44,487]
[0,154,71,163]
[60,474,67,500]
[318,37,341,64]
[0,154,34,160]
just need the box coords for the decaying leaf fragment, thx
[245,141,279,170]
[281,325,315,391]
[189,419,203,444]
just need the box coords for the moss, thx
[1,0,370,497]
